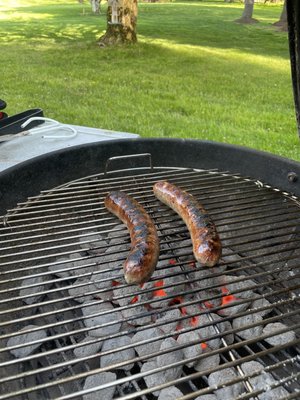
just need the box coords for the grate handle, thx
[104,153,153,175]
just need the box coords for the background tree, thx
[235,0,259,24]
[78,0,101,14]
[98,0,138,46]
[273,0,287,31]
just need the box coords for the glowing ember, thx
[169,259,177,265]
[221,286,238,306]
[153,280,167,298]
[180,306,188,315]
[204,301,214,309]
[130,295,139,304]
[201,342,208,350]
[169,296,183,306]
[190,316,199,327]
[112,280,120,287]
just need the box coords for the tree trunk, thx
[272,0,287,31]
[90,0,101,14]
[235,0,259,24]
[98,0,137,46]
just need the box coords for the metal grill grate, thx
[0,166,300,400]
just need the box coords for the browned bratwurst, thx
[153,181,221,266]
[105,191,159,284]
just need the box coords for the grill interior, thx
[0,165,300,400]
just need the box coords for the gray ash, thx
[194,351,220,373]
[241,361,289,400]
[262,322,296,346]
[82,371,116,400]
[141,360,166,397]
[73,336,102,358]
[132,327,164,359]
[232,313,263,340]
[177,331,204,368]
[208,367,245,399]
[156,338,184,381]
[68,278,97,303]
[7,325,47,358]
[121,304,152,326]
[82,301,122,337]
[100,335,135,371]
[157,386,184,399]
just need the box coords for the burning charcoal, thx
[194,351,220,373]
[121,304,152,326]
[155,308,181,333]
[177,307,220,351]
[143,261,185,309]
[232,313,263,340]
[250,297,272,317]
[7,325,47,358]
[49,257,74,277]
[157,386,183,399]
[195,313,221,351]
[69,253,97,277]
[101,335,135,371]
[83,371,116,400]
[210,313,234,345]
[220,249,240,267]
[82,301,122,337]
[241,361,289,400]
[90,270,116,301]
[19,276,48,305]
[73,336,102,358]
[113,283,141,307]
[106,243,129,269]
[68,278,97,303]
[132,327,164,359]
[208,367,245,399]
[172,238,193,261]
[262,322,296,346]
[107,224,126,241]
[217,277,251,317]
[194,395,217,400]
[141,360,165,397]
[217,301,250,318]
[192,266,224,310]
[193,265,225,289]
[156,338,184,381]
[78,232,108,251]
[177,330,203,368]
[201,289,222,310]
[222,275,255,299]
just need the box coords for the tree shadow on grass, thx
[0,2,289,60]
[138,2,289,60]
[0,4,106,45]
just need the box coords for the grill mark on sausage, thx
[105,191,159,284]
[153,181,221,266]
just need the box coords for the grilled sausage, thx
[153,181,221,266]
[105,191,159,284]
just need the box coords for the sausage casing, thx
[153,181,221,266]
[105,191,159,284]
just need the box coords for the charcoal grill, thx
[1,3,300,400]
[0,150,299,400]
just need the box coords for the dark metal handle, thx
[104,153,153,175]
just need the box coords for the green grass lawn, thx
[1,0,299,160]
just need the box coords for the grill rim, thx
[1,147,300,400]
[0,138,300,215]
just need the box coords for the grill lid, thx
[0,162,299,399]
[287,0,300,138]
